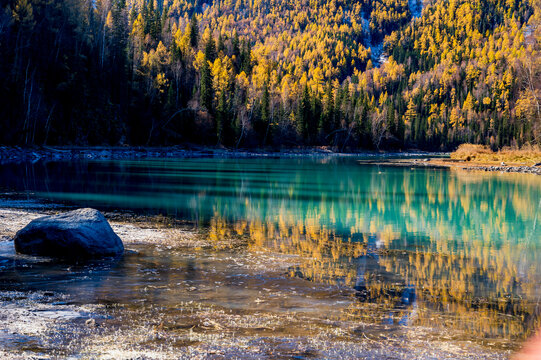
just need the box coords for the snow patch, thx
[409,0,423,19]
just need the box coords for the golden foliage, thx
[451,143,541,164]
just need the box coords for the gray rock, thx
[14,208,124,259]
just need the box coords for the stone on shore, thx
[13,208,124,259]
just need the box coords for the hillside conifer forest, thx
[0,0,540,149]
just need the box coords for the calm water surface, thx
[0,157,540,351]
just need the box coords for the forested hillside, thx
[0,0,539,149]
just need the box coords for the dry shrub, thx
[451,144,541,164]
[451,144,493,161]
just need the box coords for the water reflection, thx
[0,158,540,346]
[204,212,541,344]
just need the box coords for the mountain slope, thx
[0,0,539,148]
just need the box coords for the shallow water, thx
[0,157,540,357]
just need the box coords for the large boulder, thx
[14,208,124,259]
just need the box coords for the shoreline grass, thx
[450,144,541,165]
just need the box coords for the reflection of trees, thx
[206,166,541,343]
[209,212,541,342]
[2,160,540,246]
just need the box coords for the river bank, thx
[0,145,443,163]
[4,145,539,175]
[359,158,541,174]
[0,200,514,359]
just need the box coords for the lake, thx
[0,157,540,358]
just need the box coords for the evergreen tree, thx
[200,58,213,112]
[240,41,252,75]
[298,84,312,142]
[320,81,334,136]
[261,82,270,144]
[216,90,230,144]
[189,14,199,48]
[217,33,225,54]
[204,34,217,63]
[387,102,396,137]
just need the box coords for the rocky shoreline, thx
[411,158,541,175]
[0,145,443,163]
[456,164,541,174]
[360,158,541,175]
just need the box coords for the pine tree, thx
[151,4,161,40]
[232,32,240,57]
[216,90,229,144]
[387,102,396,137]
[144,0,155,36]
[298,84,312,142]
[217,33,225,54]
[397,110,405,143]
[204,34,217,63]
[241,41,252,75]
[261,82,270,127]
[200,58,213,112]
[404,97,418,142]
[256,82,270,144]
[189,14,199,48]
[320,81,334,136]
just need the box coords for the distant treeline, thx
[0,0,539,149]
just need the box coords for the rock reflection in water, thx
[353,234,417,328]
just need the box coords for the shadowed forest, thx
[0,0,540,149]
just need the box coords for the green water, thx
[1,157,540,348]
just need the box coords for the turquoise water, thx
[0,157,540,347]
